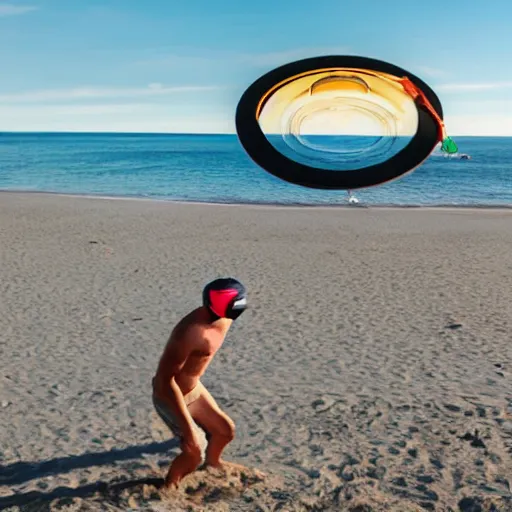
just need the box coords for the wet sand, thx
[1,192,511,511]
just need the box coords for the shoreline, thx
[2,189,512,211]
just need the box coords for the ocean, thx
[0,132,511,206]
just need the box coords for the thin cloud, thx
[0,83,222,103]
[238,47,352,67]
[445,114,512,136]
[135,46,351,68]
[437,81,512,92]
[0,104,156,116]
[0,108,234,133]
[0,3,37,16]
[415,66,447,78]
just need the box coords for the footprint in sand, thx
[101,463,267,511]
[158,463,267,509]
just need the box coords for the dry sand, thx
[1,192,511,511]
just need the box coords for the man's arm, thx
[155,334,198,437]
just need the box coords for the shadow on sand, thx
[0,476,165,509]
[0,439,177,509]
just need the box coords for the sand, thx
[0,192,511,511]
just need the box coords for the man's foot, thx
[204,457,226,470]
[162,478,180,490]
[204,460,266,479]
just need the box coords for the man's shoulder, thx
[172,313,208,344]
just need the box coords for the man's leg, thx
[164,439,203,487]
[188,386,235,468]
[152,396,204,487]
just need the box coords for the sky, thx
[1,0,512,135]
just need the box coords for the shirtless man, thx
[152,277,248,488]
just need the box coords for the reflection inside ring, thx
[257,69,419,171]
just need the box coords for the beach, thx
[1,192,511,511]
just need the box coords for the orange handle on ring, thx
[397,77,446,143]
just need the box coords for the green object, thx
[441,137,458,154]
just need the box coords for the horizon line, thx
[1,130,511,138]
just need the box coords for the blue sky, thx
[1,0,512,135]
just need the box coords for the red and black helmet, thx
[202,277,247,320]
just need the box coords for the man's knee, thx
[207,416,235,441]
[219,417,236,441]
[183,444,203,467]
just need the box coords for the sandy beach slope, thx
[1,192,511,511]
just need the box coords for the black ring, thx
[235,55,443,190]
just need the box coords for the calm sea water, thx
[0,132,511,206]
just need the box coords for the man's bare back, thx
[152,277,247,488]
